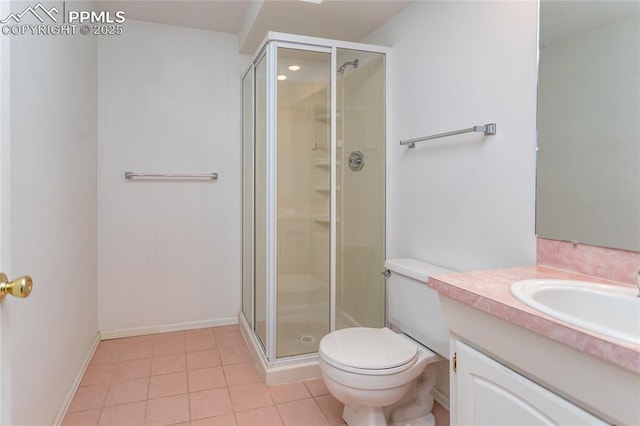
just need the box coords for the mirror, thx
[536,0,640,251]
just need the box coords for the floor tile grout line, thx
[186,383,192,424]
[67,325,343,426]
[142,394,149,425]
[91,406,104,426]
[219,359,230,390]
[181,328,189,413]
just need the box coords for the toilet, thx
[318,259,453,426]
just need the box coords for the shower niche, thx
[241,33,388,369]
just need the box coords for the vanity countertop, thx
[427,265,640,373]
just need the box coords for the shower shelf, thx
[313,106,342,121]
[313,215,340,224]
[313,159,341,167]
[312,141,343,150]
[315,113,342,121]
[314,184,340,192]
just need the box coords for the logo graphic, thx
[0,2,59,24]
[1,2,125,36]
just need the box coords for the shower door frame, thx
[244,32,393,365]
[265,40,334,362]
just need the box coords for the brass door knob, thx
[0,272,33,303]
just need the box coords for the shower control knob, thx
[348,151,365,171]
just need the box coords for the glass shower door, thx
[275,47,331,357]
[335,48,386,329]
[254,54,268,349]
[242,66,254,331]
[243,37,388,361]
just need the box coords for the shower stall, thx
[241,33,389,376]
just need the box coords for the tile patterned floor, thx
[63,325,450,426]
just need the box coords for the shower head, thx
[337,59,359,76]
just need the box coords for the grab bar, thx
[400,123,496,148]
[124,172,218,180]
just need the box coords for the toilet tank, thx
[385,258,453,359]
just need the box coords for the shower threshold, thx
[238,312,321,386]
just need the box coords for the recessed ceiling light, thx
[300,0,323,3]
[288,65,301,71]
[277,75,287,81]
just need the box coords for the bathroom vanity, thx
[428,266,640,425]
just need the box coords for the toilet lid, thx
[319,327,417,370]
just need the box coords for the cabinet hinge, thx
[452,352,457,372]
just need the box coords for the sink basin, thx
[510,279,640,345]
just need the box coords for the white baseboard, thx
[55,319,240,424]
[99,317,238,340]
[432,386,450,412]
[53,333,101,426]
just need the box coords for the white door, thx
[0,3,98,421]
[0,1,10,419]
[0,2,14,419]
[0,3,35,422]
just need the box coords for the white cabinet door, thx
[453,340,607,426]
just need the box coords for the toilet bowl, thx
[319,328,441,425]
[318,259,453,426]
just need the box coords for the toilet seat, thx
[319,327,418,375]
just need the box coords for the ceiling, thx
[94,1,252,34]
[93,0,411,54]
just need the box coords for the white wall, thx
[98,20,248,332]
[365,0,538,401]
[366,1,538,272]
[6,15,98,424]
